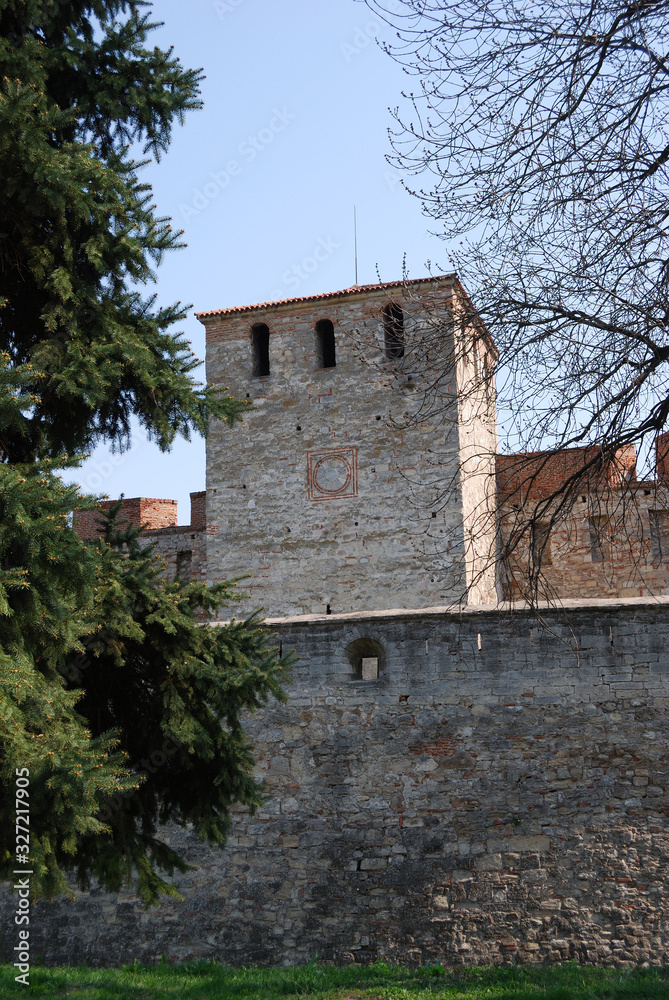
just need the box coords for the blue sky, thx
[64,0,448,521]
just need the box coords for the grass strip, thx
[0,960,667,999]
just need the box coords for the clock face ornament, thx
[307,447,358,501]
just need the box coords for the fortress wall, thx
[3,600,668,968]
[148,524,207,585]
[499,484,669,600]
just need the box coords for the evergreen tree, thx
[0,0,245,461]
[0,365,139,899]
[66,510,287,903]
[0,2,288,901]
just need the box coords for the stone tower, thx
[197,276,498,617]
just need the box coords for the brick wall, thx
[190,491,206,530]
[73,495,206,585]
[656,433,669,484]
[73,497,177,540]
[7,599,668,968]
[496,445,637,506]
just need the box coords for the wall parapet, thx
[254,593,669,627]
[4,601,667,968]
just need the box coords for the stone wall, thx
[500,484,669,601]
[149,522,207,585]
[497,442,669,600]
[7,598,668,968]
[199,277,498,617]
[148,491,207,584]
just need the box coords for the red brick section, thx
[73,497,178,540]
[656,432,669,483]
[496,444,637,504]
[189,491,206,530]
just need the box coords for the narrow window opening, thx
[589,515,610,562]
[383,303,405,359]
[345,637,385,681]
[477,633,482,650]
[649,509,669,562]
[531,521,552,567]
[315,319,336,369]
[176,549,192,582]
[251,322,270,377]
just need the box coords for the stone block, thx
[475,854,503,871]
[487,836,551,853]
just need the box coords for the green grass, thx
[0,961,667,1000]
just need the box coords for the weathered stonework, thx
[149,520,207,585]
[8,599,668,968]
[12,280,669,970]
[498,444,669,600]
[199,277,498,617]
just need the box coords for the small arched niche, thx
[345,637,386,681]
[251,322,270,377]
[315,318,336,369]
[382,303,405,360]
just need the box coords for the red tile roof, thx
[195,275,458,319]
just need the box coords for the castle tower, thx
[197,276,498,617]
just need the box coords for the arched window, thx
[345,637,386,681]
[251,323,270,377]
[382,303,405,359]
[315,319,336,369]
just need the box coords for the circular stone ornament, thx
[307,447,358,501]
[314,455,351,495]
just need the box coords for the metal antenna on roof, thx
[353,205,359,286]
